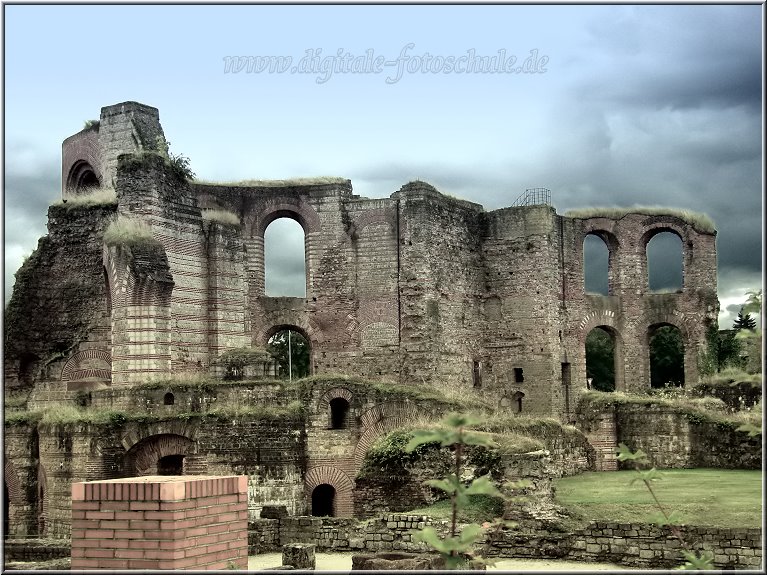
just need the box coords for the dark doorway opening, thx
[311,484,335,517]
[158,454,184,475]
[4,483,10,539]
[329,398,350,429]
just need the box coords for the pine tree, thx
[733,308,757,331]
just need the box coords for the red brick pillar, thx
[71,475,248,570]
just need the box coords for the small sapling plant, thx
[405,412,526,569]
[616,443,714,570]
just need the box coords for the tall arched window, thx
[583,234,610,295]
[646,232,683,292]
[264,218,306,297]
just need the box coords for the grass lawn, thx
[554,469,762,529]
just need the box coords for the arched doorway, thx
[124,434,196,477]
[311,484,335,517]
[585,326,622,392]
[649,324,685,388]
[3,482,9,539]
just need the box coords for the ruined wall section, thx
[483,206,564,416]
[115,153,214,375]
[561,214,718,394]
[4,205,115,397]
[395,183,486,388]
[346,197,400,378]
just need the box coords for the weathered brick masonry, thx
[3,101,723,544]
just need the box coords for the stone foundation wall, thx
[247,515,761,570]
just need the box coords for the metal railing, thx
[511,187,551,207]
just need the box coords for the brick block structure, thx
[70,475,247,570]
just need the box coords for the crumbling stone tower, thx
[5,101,720,419]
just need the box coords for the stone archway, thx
[124,434,198,477]
[304,466,354,518]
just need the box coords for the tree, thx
[649,326,684,388]
[585,328,615,391]
[733,309,757,331]
[267,329,310,379]
[716,330,743,370]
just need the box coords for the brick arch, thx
[353,401,425,469]
[121,421,199,452]
[578,310,620,339]
[124,434,197,477]
[317,387,353,413]
[350,209,396,238]
[252,202,321,237]
[644,311,694,342]
[62,129,102,195]
[304,466,354,517]
[60,349,112,383]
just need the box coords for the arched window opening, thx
[649,325,685,388]
[583,234,610,295]
[157,454,185,475]
[163,392,175,406]
[646,232,683,292]
[329,398,350,429]
[585,327,616,392]
[264,217,306,297]
[311,484,335,517]
[512,391,525,413]
[267,328,310,379]
[66,160,101,193]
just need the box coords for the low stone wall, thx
[487,522,762,570]
[245,515,761,570]
[248,518,280,554]
[3,539,71,561]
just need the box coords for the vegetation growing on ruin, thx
[4,400,303,428]
[195,176,347,187]
[565,206,715,233]
[103,216,160,247]
[201,208,240,225]
[53,188,117,208]
[83,119,100,131]
[554,468,761,529]
[576,389,761,435]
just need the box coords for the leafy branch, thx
[405,413,522,569]
[616,443,714,570]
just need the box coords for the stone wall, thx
[245,514,761,570]
[9,100,719,419]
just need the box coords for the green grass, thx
[554,469,762,528]
[565,206,715,233]
[406,495,505,524]
[195,176,347,187]
[103,217,159,247]
[54,188,117,208]
[201,208,240,225]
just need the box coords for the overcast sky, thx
[3,4,763,328]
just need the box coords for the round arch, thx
[124,433,197,477]
[66,160,102,193]
[252,202,321,238]
[579,313,625,392]
[304,466,354,517]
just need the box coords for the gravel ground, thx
[248,552,627,571]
